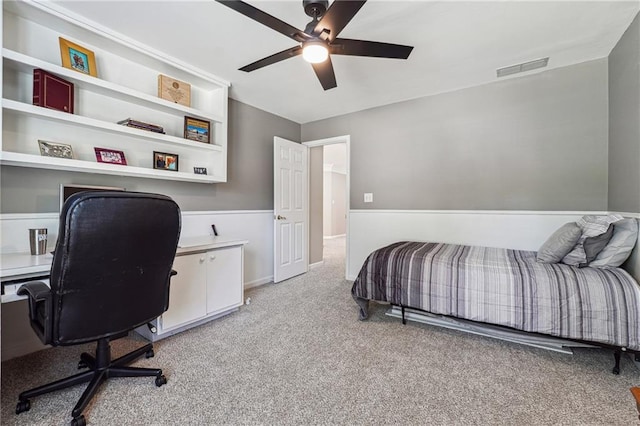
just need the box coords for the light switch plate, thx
[364,193,373,203]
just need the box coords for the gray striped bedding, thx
[351,241,640,351]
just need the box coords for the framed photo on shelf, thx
[59,37,98,77]
[94,147,127,165]
[38,140,74,159]
[154,151,179,172]
[184,116,210,144]
[158,74,191,107]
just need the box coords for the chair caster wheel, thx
[155,374,167,387]
[612,366,620,375]
[78,360,88,369]
[71,415,86,426]
[145,349,155,358]
[16,399,31,414]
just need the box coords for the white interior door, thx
[274,136,308,283]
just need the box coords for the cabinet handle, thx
[199,257,205,263]
[209,255,216,261]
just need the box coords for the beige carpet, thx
[2,237,639,425]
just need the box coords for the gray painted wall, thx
[608,12,640,214]
[309,146,323,265]
[0,99,301,213]
[302,59,609,211]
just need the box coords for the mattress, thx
[352,241,640,350]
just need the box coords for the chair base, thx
[16,338,166,424]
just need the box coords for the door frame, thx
[302,135,351,280]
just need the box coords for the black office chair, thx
[15,191,181,426]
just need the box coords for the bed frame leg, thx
[613,349,621,375]
[401,306,406,325]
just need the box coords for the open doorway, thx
[304,136,350,279]
[323,144,347,241]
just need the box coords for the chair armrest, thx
[170,269,177,277]
[17,281,53,344]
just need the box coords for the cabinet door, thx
[161,253,207,332]
[206,246,243,315]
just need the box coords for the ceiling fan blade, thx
[216,0,309,42]
[331,38,414,59]
[239,46,302,72]
[312,0,366,41]
[311,57,337,91]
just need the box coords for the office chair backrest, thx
[49,191,181,345]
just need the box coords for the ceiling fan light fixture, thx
[302,41,328,63]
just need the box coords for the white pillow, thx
[590,219,639,268]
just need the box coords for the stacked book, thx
[117,118,165,134]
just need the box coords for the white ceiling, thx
[52,1,639,124]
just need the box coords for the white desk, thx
[1,236,248,303]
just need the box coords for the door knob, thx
[276,215,287,220]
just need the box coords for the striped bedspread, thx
[351,242,640,351]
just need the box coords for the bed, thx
[351,240,640,373]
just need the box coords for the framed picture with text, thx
[94,147,127,165]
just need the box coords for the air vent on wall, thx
[497,57,549,78]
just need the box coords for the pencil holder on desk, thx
[29,228,48,255]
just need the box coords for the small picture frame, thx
[94,147,127,165]
[38,140,74,159]
[59,37,98,77]
[184,116,210,144]
[193,167,207,175]
[154,151,179,172]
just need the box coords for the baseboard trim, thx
[309,260,324,269]
[323,234,346,240]
[245,276,273,289]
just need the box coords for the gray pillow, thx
[581,224,614,267]
[590,219,639,268]
[562,214,623,266]
[536,222,582,263]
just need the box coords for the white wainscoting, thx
[0,213,59,254]
[346,210,615,281]
[0,210,275,288]
[180,210,273,288]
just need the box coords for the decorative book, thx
[33,69,74,114]
[158,74,191,107]
[117,118,165,134]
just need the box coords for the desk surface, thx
[0,252,53,280]
[1,236,248,302]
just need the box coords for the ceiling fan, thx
[216,0,414,90]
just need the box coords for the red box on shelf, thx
[33,68,74,114]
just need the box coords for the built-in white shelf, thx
[3,48,225,124]
[0,151,224,183]
[2,0,229,184]
[2,99,223,152]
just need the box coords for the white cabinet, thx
[1,0,229,183]
[160,253,207,331]
[206,246,243,315]
[138,238,246,341]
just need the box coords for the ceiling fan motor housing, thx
[303,0,329,18]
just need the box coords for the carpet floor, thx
[1,237,639,425]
